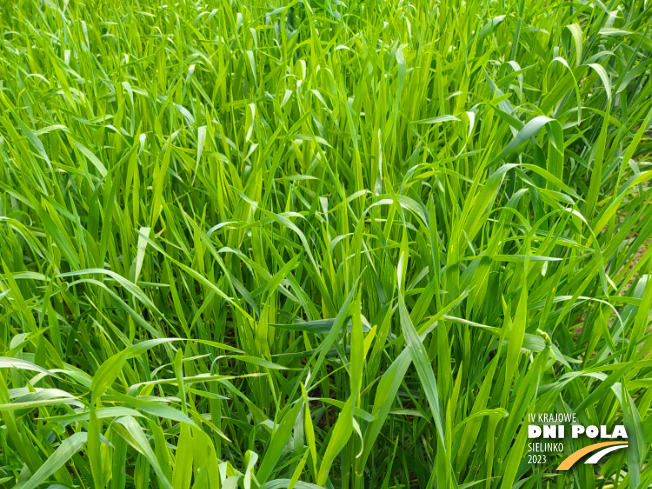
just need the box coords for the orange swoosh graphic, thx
[557,441,628,470]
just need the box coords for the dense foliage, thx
[1,0,651,488]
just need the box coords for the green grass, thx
[1,0,652,488]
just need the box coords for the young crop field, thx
[0,0,651,488]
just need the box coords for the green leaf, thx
[15,432,87,489]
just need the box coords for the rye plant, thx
[0,0,651,488]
